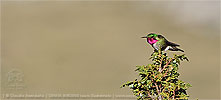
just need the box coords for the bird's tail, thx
[177,48,184,52]
[169,46,184,52]
[167,41,180,47]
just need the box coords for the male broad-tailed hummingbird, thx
[141,33,184,52]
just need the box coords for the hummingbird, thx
[141,33,184,52]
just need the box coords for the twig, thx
[147,90,154,100]
[172,87,177,99]
[159,57,163,72]
[160,58,173,73]
[151,77,162,100]
[163,69,169,77]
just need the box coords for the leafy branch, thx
[121,51,191,100]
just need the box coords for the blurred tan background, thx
[1,1,220,99]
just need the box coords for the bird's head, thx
[141,33,159,44]
[147,33,158,38]
[141,33,158,39]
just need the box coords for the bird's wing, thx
[167,41,180,47]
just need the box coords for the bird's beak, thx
[141,36,147,38]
